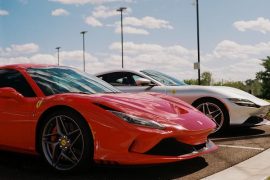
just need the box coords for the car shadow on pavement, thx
[210,126,266,141]
[88,157,208,180]
[0,150,208,180]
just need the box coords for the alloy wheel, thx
[196,102,225,133]
[41,115,84,171]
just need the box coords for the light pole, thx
[56,47,61,66]
[80,31,87,72]
[196,0,201,85]
[117,7,127,68]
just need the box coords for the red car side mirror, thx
[0,87,24,101]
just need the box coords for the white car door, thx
[98,71,167,94]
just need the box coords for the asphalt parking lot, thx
[0,122,270,180]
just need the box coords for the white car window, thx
[98,72,141,86]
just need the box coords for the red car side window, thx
[0,69,36,97]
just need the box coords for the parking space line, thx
[211,133,270,142]
[218,145,264,151]
[263,120,270,125]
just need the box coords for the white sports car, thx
[96,69,270,133]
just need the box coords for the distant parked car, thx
[96,69,270,133]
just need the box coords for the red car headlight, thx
[108,110,165,130]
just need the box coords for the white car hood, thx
[169,85,270,106]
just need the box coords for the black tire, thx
[193,98,229,134]
[38,109,93,171]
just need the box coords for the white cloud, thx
[108,40,270,81]
[0,44,100,72]
[0,43,39,57]
[85,8,170,34]
[110,42,163,54]
[212,40,270,59]
[0,50,99,73]
[0,10,9,16]
[109,41,195,56]
[11,43,39,54]
[92,6,132,18]
[85,16,103,27]
[60,50,98,63]
[201,40,270,81]
[115,26,149,35]
[107,41,196,79]
[85,6,132,27]
[55,50,100,71]
[0,54,56,66]
[92,6,119,18]
[51,8,69,16]
[49,0,132,5]
[113,16,173,35]
[234,17,270,34]
[30,54,57,64]
[1,40,269,82]
[123,16,173,29]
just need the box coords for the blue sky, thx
[1,0,270,81]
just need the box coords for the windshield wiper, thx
[70,92,93,95]
[100,91,121,94]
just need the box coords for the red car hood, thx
[88,92,216,131]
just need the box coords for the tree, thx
[256,56,270,99]
[213,81,247,91]
[184,79,198,85]
[245,79,262,97]
[201,71,212,85]
[184,71,212,85]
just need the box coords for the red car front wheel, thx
[39,110,93,171]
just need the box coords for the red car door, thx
[0,69,39,152]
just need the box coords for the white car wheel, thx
[194,99,229,133]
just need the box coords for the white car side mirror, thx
[135,78,152,86]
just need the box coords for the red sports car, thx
[0,64,217,171]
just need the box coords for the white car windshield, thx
[141,70,186,86]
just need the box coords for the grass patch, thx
[266,100,270,120]
[266,112,270,120]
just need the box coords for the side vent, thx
[93,103,117,111]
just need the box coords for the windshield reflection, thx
[27,67,120,96]
[141,70,186,86]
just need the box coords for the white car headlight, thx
[108,110,165,130]
[228,98,260,108]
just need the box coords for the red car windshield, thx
[27,67,120,96]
